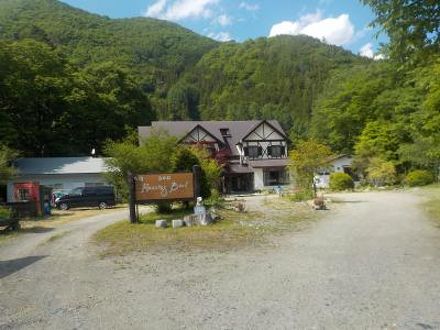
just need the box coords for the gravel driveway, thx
[1,191,440,329]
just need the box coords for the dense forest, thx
[0,0,438,178]
[0,0,367,155]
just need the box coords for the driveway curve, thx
[1,191,440,329]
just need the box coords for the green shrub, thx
[155,202,173,214]
[0,206,11,218]
[365,158,396,186]
[205,189,224,208]
[405,170,435,187]
[329,172,354,191]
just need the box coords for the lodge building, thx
[138,120,290,194]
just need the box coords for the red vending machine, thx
[13,182,41,216]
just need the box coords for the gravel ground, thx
[1,191,440,329]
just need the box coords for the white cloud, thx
[145,0,167,17]
[208,31,233,42]
[216,14,232,26]
[239,2,260,11]
[359,42,385,60]
[269,12,355,46]
[145,0,219,21]
[359,42,374,58]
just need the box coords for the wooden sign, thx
[135,173,194,202]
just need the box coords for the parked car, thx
[55,186,115,210]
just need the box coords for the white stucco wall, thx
[253,168,264,190]
[7,173,108,202]
[332,156,353,172]
[315,156,354,188]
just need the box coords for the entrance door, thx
[230,174,253,193]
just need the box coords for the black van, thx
[55,186,115,210]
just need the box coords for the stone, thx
[210,211,220,222]
[155,220,168,228]
[172,219,184,228]
[183,215,198,227]
[198,213,213,226]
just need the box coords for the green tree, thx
[366,157,396,187]
[0,39,71,155]
[190,146,222,197]
[289,140,334,197]
[104,130,177,199]
[0,145,18,183]
[172,146,222,198]
[354,121,402,168]
[362,0,440,64]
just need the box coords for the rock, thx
[155,220,168,228]
[172,219,184,228]
[198,213,213,226]
[210,211,220,222]
[183,215,198,227]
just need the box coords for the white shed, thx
[315,155,354,189]
[7,157,110,202]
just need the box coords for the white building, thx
[315,155,354,188]
[7,157,110,202]
[138,120,290,193]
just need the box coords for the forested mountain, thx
[170,36,367,140]
[0,0,217,95]
[0,0,438,179]
[0,0,367,155]
[0,0,217,155]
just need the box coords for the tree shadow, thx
[20,227,55,234]
[0,255,47,279]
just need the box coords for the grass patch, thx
[419,184,440,225]
[94,197,319,256]
[94,208,262,256]
[0,230,18,244]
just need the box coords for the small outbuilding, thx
[315,154,355,189]
[7,157,110,203]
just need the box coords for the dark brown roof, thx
[228,163,254,174]
[138,120,286,156]
[249,159,289,168]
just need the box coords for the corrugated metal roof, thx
[13,157,109,175]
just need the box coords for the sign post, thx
[128,172,137,224]
[128,167,201,224]
[192,165,201,199]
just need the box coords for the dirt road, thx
[1,191,440,329]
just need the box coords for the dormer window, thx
[220,128,231,137]
[268,145,285,157]
[244,146,262,158]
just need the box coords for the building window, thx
[263,169,289,186]
[17,189,30,201]
[220,128,230,136]
[244,145,262,158]
[268,145,285,157]
[205,145,216,157]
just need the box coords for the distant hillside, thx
[0,0,218,94]
[170,36,369,138]
[0,0,373,156]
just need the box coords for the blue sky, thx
[62,0,387,58]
